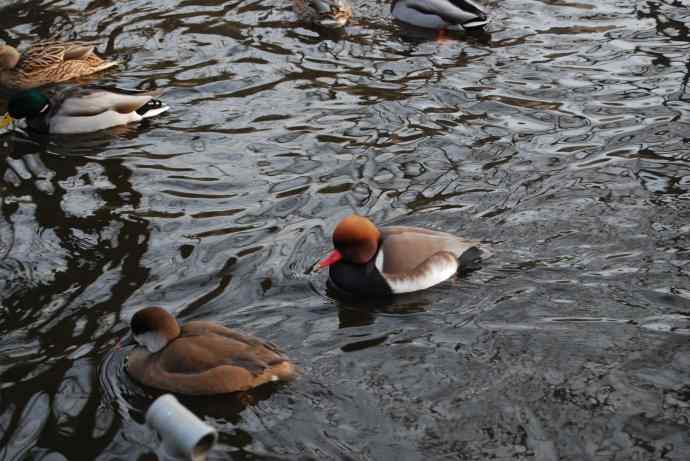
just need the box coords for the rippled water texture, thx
[1,0,690,459]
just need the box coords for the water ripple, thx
[1,0,690,458]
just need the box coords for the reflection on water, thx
[1,0,690,459]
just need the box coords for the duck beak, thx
[315,249,342,271]
[0,113,12,129]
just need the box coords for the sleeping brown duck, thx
[126,307,296,395]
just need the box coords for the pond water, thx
[1,0,690,459]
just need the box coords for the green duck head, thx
[8,89,50,119]
[0,89,49,128]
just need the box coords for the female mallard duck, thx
[0,40,119,90]
[316,214,483,296]
[125,307,297,395]
[0,86,169,134]
[391,0,489,31]
[293,0,353,28]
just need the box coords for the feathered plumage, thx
[293,0,353,28]
[0,40,119,90]
[126,307,297,395]
[0,86,169,134]
[391,0,489,31]
[317,215,483,296]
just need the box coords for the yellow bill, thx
[0,113,12,129]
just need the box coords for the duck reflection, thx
[328,281,434,329]
[0,129,152,459]
[178,384,285,422]
[637,1,690,101]
[637,1,690,43]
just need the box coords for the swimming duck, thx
[0,40,119,90]
[125,307,297,395]
[293,0,353,28]
[391,0,489,31]
[0,86,169,134]
[317,214,482,296]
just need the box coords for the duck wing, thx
[403,0,486,25]
[379,226,479,273]
[128,341,294,395]
[382,251,459,294]
[158,334,281,376]
[61,42,97,60]
[17,40,97,70]
[182,321,285,355]
[55,86,161,117]
[446,0,486,16]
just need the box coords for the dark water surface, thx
[1,0,690,459]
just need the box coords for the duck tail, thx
[136,99,170,118]
[270,360,299,381]
[444,0,489,29]
[83,54,120,73]
[462,17,489,29]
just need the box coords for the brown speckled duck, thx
[317,214,482,296]
[0,40,119,90]
[292,0,353,28]
[125,307,296,395]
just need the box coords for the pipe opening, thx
[191,432,217,460]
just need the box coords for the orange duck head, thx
[317,214,381,269]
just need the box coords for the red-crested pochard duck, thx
[126,307,296,395]
[317,214,482,296]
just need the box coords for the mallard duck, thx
[0,86,169,134]
[391,0,489,31]
[316,214,483,296]
[293,0,353,28]
[125,307,297,395]
[0,40,119,90]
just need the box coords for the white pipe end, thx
[146,394,218,460]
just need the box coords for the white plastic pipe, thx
[146,394,218,461]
